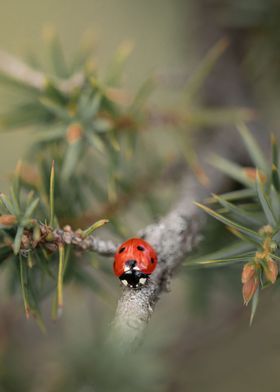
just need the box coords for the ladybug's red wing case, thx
[113,238,157,288]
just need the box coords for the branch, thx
[0,50,84,93]
[53,227,117,255]
[109,157,228,349]
[0,50,45,90]
[19,224,117,257]
[109,177,204,349]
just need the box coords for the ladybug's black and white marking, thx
[119,259,148,288]
[113,238,158,289]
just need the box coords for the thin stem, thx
[19,255,30,319]
[57,243,65,309]
[49,160,55,227]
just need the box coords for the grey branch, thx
[19,224,117,258]
[109,142,231,349]
[54,227,117,256]
[110,177,204,349]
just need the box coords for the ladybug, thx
[113,238,158,288]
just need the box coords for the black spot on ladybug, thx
[137,245,145,251]
[125,259,137,268]
[119,247,125,253]
[151,258,155,264]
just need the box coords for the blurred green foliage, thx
[191,125,280,323]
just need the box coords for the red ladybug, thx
[114,238,158,288]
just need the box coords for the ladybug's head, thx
[113,238,158,289]
[119,259,149,289]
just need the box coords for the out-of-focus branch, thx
[0,50,84,93]
[146,107,256,128]
[64,157,187,229]
[0,50,45,90]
